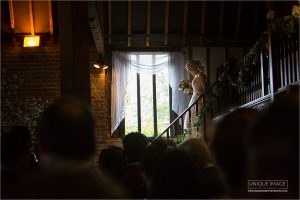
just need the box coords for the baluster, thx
[167,129,169,139]
[290,33,295,83]
[294,34,300,81]
[286,37,292,85]
[296,34,300,81]
[283,39,288,86]
[188,109,191,128]
[181,116,184,135]
[279,41,284,87]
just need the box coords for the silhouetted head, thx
[212,108,258,193]
[37,96,95,161]
[140,139,168,178]
[179,139,213,172]
[122,132,149,163]
[1,126,31,168]
[150,149,201,198]
[99,146,125,179]
[249,92,299,198]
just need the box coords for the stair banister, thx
[150,82,217,145]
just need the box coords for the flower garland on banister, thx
[217,5,299,90]
[178,79,193,95]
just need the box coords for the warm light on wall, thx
[23,35,40,47]
[93,64,101,69]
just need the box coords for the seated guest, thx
[179,139,227,198]
[150,149,202,199]
[98,146,125,182]
[249,92,299,199]
[212,108,258,198]
[121,132,149,198]
[4,96,127,199]
[1,126,31,186]
[140,139,169,192]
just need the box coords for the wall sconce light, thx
[93,54,109,70]
[23,35,40,47]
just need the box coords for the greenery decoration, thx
[2,71,53,151]
[174,100,212,144]
[216,57,238,92]
[267,5,299,39]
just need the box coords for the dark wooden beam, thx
[48,0,53,35]
[254,3,260,37]
[218,1,225,42]
[58,1,91,104]
[8,0,15,29]
[88,1,104,54]
[28,0,34,35]
[128,0,131,47]
[236,1,242,37]
[182,0,188,45]
[146,0,151,46]
[200,1,206,45]
[108,0,112,45]
[164,0,169,46]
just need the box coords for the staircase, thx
[150,27,299,145]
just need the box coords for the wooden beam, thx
[200,1,206,45]
[218,1,225,42]
[236,1,242,36]
[28,0,34,35]
[128,0,131,47]
[108,0,112,44]
[253,3,260,37]
[146,0,151,46]
[8,0,15,29]
[182,0,188,45]
[48,0,53,35]
[164,0,169,45]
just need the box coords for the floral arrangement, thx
[217,57,238,92]
[267,5,299,39]
[178,79,193,95]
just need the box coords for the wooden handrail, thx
[150,82,217,145]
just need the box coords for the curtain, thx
[169,52,190,115]
[111,51,189,134]
[117,52,169,74]
[111,52,130,133]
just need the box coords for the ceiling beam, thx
[28,0,35,35]
[218,1,225,42]
[200,1,206,45]
[254,3,260,37]
[8,0,15,29]
[88,1,104,54]
[182,0,188,45]
[108,0,112,45]
[146,0,151,47]
[128,0,131,47]
[164,0,169,46]
[48,0,53,35]
[236,1,242,37]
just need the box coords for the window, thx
[125,53,170,137]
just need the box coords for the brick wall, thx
[1,45,60,133]
[89,48,122,168]
[1,44,122,168]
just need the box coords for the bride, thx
[184,60,207,140]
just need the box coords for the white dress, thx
[184,74,206,139]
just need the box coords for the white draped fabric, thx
[111,51,189,134]
[169,52,190,115]
[111,52,130,133]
